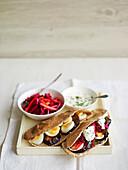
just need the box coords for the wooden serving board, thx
[16,96,112,155]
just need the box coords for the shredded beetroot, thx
[105,123,109,129]
[75,142,84,150]
[25,93,40,112]
[80,135,85,143]
[40,107,45,115]
[95,122,102,132]
[71,133,85,150]
[21,93,63,115]
[91,139,95,148]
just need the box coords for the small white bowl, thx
[18,88,65,120]
[62,87,97,110]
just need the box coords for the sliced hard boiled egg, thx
[95,132,104,139]
[61,121,74,133]
[63,116,72,125]
[58,122,63,126]
[76,111,87,120]
[45,126,60,137]
[31,134,44,145]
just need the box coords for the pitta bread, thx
[62,108,109,157]
[23,109,93,147]
[23,110,75,140]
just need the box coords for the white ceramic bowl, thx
[62,87,97,110]
[18,88,65,120]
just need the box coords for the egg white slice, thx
[61,121,74,133]
[63,116,72,125]
[95,135,104,140]
[31,134,44,145]
[45,126,60,137]
[58,122,63,126]
[77,111,87,120]
[95,132,104,139]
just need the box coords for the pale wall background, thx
[0,0,128,58]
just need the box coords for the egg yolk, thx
[62,121,72,128]
[33,135,41,141]
[96,132,103,137]
[63,117,72,124]
[77,112,84,116]
[47,126,60,135]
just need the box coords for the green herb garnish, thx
[77,103,84,106]
[94,142,98,145]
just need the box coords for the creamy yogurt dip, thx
[83,125,95,141]
[66,94,94,108]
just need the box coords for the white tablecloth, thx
[1,79,128,170]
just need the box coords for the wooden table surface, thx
[0,0,128,58]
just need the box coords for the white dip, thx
[66,94,94,108]
[83,125,95,141]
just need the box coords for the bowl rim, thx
[62,86,98,109]
[17,87,65,117]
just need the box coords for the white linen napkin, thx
[1,79,128,170]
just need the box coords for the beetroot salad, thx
[21,93,63,115]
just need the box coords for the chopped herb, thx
[77,103,84,106]
[76,96,79,99]
[94,142,98,145]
